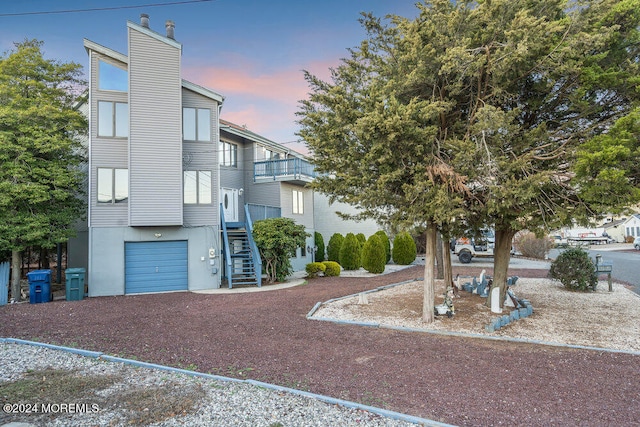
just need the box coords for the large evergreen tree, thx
[0,40,87,301]
[298,0,640,320]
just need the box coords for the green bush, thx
[549,248,597,291]
[340,233,362,270]
[322,261,341,277]
[392,231,417,265]
[356,233,366,245]
[314,232,325,262]
[327,233,344,262]
[305,262,326,278]
[375,230,391,263]
[514,231,552,259]
[362,234,386,274]
[253,218,309,283]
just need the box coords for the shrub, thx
[392,231,417,265]
[340,233,362,270]
[514,231,553,259]
[362,234,386,274]
[327,233,344,262]
[253,218,309,283]
[322,261,341,277]
[625,235,634,243]
[356,233,366,245]
[305,262,326,278]
[549,248,597,291]
[314,232,325,262]
[375,230,391,263]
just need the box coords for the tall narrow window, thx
[292,190,304,214]
[98,101,128,137]
[183,107,211,141]
[97,168,128,203]
[184,170,212,204]
[219,141,238,167]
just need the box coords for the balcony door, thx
[221,187,239,222]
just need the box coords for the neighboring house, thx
[601,217,626,243]
[622,214,640,240]
[313,193,381,256]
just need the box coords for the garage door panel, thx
[125,241,188,294]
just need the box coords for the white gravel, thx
[0,342,426,427]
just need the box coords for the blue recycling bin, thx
[65,268,86,301]
[27,269,52,304]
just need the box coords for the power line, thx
[0,0,214,17]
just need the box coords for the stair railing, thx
[220,203,234,289]
[244,204,262,287]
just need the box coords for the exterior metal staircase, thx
[221,204,262,289]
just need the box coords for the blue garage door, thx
[125,241,188,294]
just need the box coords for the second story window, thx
[183,108,211,142]
[292,190,304,215]
[98,101,128,138]
[220,141,237,167]
[98,60,128,92]
[184,170,212,204]
[97,168,128,204]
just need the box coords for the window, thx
[98,60,128,92]
[184,171,212,204]
[183,108,211,141]
[98,101,128,137]
[292,190,304,214]
[220,141,238,167]
[97,168,128,203]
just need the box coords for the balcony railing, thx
[254,158,316,183]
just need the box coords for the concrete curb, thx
[0,338,449,427]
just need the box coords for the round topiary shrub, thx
[327,233,344,263]
[356,233,366,245]
[549,248,597,291]
[362,234,386,274]
[314,232,325,262]
[375,230,391,263]
[392,231,417,265]
[340,233,362,270]
[322,261,341,277]
[305,262,326,278]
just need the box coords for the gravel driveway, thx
[1,265,639,426]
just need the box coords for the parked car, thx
[634,237,640,250]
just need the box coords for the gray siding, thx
[313,193,381,244]
[128,27,183,226]
[182,88,219,226]
[88,51,129,227]
[280,183,314,229]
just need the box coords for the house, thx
[601,217,626,243]
[622,214,640,241]
[80,15,325,296]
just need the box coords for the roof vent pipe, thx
[140,13,149,28]
[165,20,175,39]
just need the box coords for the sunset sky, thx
[1,0,420,153]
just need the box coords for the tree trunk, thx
[442,237,453,289]
[422,222,437,323]
[11,250,21,303]
[435,232,444,280]
[486,227,517,308]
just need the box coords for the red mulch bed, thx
[1,265,639,426]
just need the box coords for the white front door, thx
[221,188,239,222]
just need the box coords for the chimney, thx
[165,20,175,39]
[140,13,149,28]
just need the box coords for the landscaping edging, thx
[0,337,447,427]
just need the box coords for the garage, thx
[124,241,188,294]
